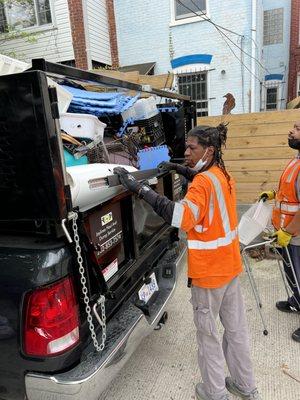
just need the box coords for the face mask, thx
[194,149,208,171]
[288,138,300,150]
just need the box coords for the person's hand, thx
[113,167,142,194]
[271,228,292,247]
[157,161,178,174]
[259,190,276,202]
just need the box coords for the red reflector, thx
[24,277,80,356]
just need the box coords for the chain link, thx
[71,212,106,352]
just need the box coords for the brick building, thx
[114,0,291,116]
[0,0,119,70]
[288,0,300,101]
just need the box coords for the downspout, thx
[251,0,257,112]
[82,0,92,70]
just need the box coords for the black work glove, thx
[157,161,178,174]
[158,161,197,182]
[113,167,144,194]
[113,167,175,225]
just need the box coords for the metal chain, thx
[71,212,106,352]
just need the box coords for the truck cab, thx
[0,60,195,400]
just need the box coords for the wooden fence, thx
[198,110,300,203]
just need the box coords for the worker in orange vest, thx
[260,121,300,343]
[114,124,261,400]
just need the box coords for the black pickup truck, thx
[0,61,195,400]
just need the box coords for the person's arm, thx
[158,162,197,182]
[286,210,300,236]
[272,172,300,246]
[113,167,205,231]
[286,171,300,236]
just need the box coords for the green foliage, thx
[0,0,39,56]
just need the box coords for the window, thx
[178,72,208,116]
[0,0,51,33]
[263,8,284,45]
[297,74,300,97]
[266,87,278,110]
[175,0,206,20]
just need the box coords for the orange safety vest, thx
[272,158,300,232]
[172,165,242,287]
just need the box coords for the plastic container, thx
[0,54,29,75]
[133,97,159,120]
[60,113,106,142]
[238,200,273,246]
[0,56,72,114]
[66,163,137,211]
[48,79,73,114]
[63,149,88,167]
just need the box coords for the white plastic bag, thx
[238,200,273,245]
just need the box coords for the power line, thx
[176,0,269,75]
[216,26,266,88]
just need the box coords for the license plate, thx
[138,272,159,304]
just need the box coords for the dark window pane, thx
[37,0,52,25]
[0,5,7,33]
[5,0,36,29]
[266,88,278,110]
[175,0,206,20]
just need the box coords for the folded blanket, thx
[62,85,139,117]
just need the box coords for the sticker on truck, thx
[102,259,118,281]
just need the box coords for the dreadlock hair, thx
[187,123,231,190]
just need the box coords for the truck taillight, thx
[23,277,80,357]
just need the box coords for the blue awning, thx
[171,54,213,69]
[265,74,284,81]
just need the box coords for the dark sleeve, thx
[139,185,175,225]
[176,165,197,182]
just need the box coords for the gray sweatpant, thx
[190,276,256,400]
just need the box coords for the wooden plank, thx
[226,158,289,171]
[232,170,282,183]
[223,147,294,161]
[236,193,260,204]
[139,73,174,89]
[226,123,292,137]
[226,135,288,148]
[198,109,300,126]
[236,182,278,193]
[287,96,300,109]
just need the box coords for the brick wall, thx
[106,0,119,67]
[288,0,300,101]
[67,0,88,69]
[114,0,261,115]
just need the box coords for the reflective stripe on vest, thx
[274,201,300,213]
[171,198,200,228]
[188,228,238,250]
[286,159,299,183]
[272,158,300,230]
[171,202,184,228]
[187,171,236,250]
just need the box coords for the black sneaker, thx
[276,301,300,313]
[292,327,300,343]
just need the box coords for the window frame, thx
[177,71,209,117]
[265,87,279,111]
[263,8,284,46]
[170,0,210,27]
[297,74,300,97]
[0,0,55,35]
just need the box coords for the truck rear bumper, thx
[25,245,186,400]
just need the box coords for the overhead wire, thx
[176,0,269,77]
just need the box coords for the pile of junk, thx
[48,66,195,172]
[21,60,196,211]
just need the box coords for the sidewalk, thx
[100,256,300,400]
